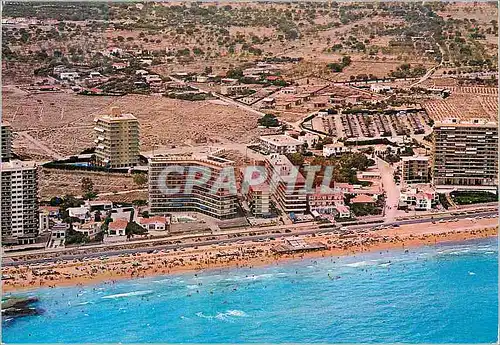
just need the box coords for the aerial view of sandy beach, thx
[1,1,498,343]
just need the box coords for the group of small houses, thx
[40,200,170,248]
[35,45,165,93]
[49,64,163,93]
[258,131,350,157]
[253,133,437,219]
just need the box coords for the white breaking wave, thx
[226,309,248,317]
[76,301,92,305]
[102,290,153,299]
[446,249,471,255]
[195,312,212,319]
[345,261,372,268]
[196,309,248,321]
[242,274,274,281]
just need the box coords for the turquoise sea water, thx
[3,237,498,343]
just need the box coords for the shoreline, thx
[3,220,497,293]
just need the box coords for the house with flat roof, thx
[323,142,349,157]
[259,135,303,155]
[68,207,89,221]
[48,223,69,248]
[73,221,102,239]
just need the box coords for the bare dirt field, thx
[3,89,264,160]
[437,3,498,24]
[95,191,148,204]
[38,168,143,200]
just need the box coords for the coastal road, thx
[3,210,496,267]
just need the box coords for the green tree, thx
[257,114,279,128]
[226,68,243,79]
[288,152,304,166]
[132,199,147,206]
[125,221,147,240]
[133,173,148,186]
[81,177,96,200]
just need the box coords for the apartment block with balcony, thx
[1,122,12,161]
[432,119,498,191]
[308,186,345,215]
[94,107,140,168]
[265,154,307,214]
[148,152,239,220]
[1,160,39,244]
[401,156,429,185]
[246,184,271,217]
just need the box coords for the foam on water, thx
[101,290,153,299]
[345,260,374,267]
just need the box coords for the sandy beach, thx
[2,218,497,292]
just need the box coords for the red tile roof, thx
[351,194,375,204]
[108,218,128,230]
[138,216,169,225]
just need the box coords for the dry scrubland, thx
[38,168,142,200]
[3,90,263,160]
[2,1,497,161]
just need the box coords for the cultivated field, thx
[423,87,498,122]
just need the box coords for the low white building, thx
[85,200,113,212]
[60,72,80,80]
[220,84,249,96]
[73,221,102,239]
[89,71,103,79]
[259,135,303,154]
[308,186,345,215]
[140,59,153,66]
[108,218,128,237]
[323,142,349,157]
[196,75,208,83]
[144,74,162,85]
[137,216,170,231]
[370,85,392,93]
[49,223,69,248]
[335,205,351,218]
[68,207,89,221]
[399,186,438,211]
[297,133,319,148]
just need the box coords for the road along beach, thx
[2,217,497,292]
